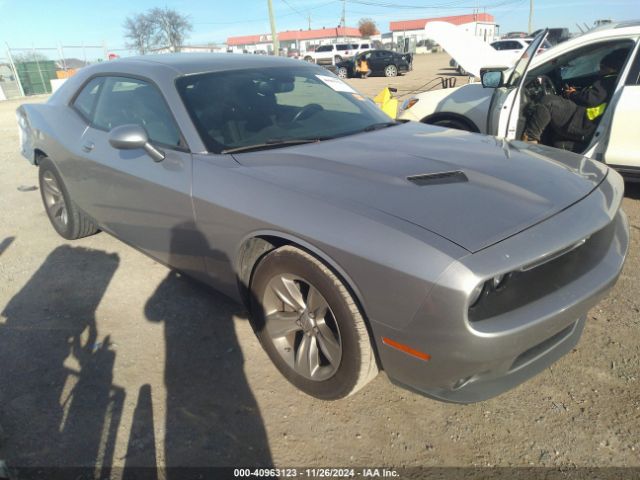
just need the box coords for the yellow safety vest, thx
[584,74,616,121]
[586,103,607,121]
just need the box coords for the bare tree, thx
[358,18,379,37]
[149,7,193,52]
[124,13,155,55]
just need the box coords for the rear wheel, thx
[250,246,378,400]
[334,55,343,63]
[38,157,98,240]
[337,67,348,79]
[304,56,313,62]
[384,64,398,77]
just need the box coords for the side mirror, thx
[108,124,165,162]
[480,69,505,89]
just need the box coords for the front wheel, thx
[426,117,474,132]
[38,157,98,240]
[337,67,348,79]
[250,246,378,400]
[384,64,398,77]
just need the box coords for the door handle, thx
[82,142,95,153]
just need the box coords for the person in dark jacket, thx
[522,48,628,144]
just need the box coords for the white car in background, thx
[451,38,551,75]
[304,43,371,66]
[490,38,551,64]
[399,22,640,179]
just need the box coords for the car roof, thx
[102,53,310,76]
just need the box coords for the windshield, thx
[176,66,392,153]
[506,29,547,87]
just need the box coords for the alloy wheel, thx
[262,274,342,381]
[385,65,398,77]
[41,170,68,231]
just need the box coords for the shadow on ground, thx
[0,229,272,476]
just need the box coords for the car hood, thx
[233,122,607,253]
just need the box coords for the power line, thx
[346,0,522,9]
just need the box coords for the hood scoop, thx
[407,170,468,186]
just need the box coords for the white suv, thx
[399,23,640,177]
[304,43,363,66]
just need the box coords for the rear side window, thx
[73,77,103,121]
[92,76,181,148]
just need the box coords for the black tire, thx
[38,157,99,240]
[384,64,398,77]
[334,55,343,63]
[304,56,313,63]
[427,117,474,132]
[250,246,378,400]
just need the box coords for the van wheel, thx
[250,246,378,400]
[38,157,99,240]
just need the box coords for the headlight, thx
[401,98,419,111]
[470,273,510,308]
[469,282,484,308]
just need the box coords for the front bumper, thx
[373,169,629,403]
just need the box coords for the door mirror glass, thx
[481,70,504,88]
[108,124,165,162]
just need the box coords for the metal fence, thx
[1,43,136,100]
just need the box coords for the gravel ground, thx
[0,54,638,477]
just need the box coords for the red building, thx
[227,27,363,54]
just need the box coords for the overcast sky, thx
[1,0,639,57]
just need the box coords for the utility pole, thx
[341,0,346,41]
[308,14,311,30]
[267,0,280,55]
[528,0,534,34]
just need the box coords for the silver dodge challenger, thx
[16,54,629,403]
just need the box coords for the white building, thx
[390,13,497,52]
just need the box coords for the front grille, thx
[468,218,615,322]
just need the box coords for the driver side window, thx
[92,76,182,148]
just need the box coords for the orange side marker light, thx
[382,337,431,361]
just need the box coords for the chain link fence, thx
[1,43,136,100]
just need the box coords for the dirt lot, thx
[0,53,639,477]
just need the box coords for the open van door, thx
[485,29,549,139]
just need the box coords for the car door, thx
[603,40,640,169]
[75,75,203,275]
[486,30,548,139]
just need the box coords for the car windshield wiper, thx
[222,138,329,154]
[362,121,399,132]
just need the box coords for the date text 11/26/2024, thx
[233,468,400,478]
